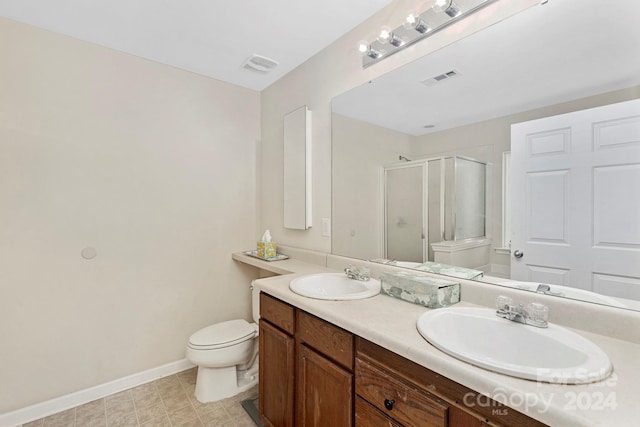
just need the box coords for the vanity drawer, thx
[296,310,354,370]
[356,357,448,427]
[355,396,402,427]
[260,293,295,334]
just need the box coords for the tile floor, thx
[20,368,259,427]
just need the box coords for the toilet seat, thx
[188,319,257,350]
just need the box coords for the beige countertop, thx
[232,252,640,427]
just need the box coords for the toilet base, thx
[194,360,259,403]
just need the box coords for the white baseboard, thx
[0,359,194,427]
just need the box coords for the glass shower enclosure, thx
[384,155,486,263]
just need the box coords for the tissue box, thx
[380,271,460,308]
[257,241,277,259]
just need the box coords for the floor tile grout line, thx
[152,378,173,427]
[177,371,203,427]
[130,387,143,427]
[29,369,257,427]
[102,397,107,427]
[167,373,194,427]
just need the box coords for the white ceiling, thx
[0,0,393,91]
[332,0,640,135]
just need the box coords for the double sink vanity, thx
[233,247,640,427]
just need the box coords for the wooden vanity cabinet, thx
[259,293,355,427]
[259,293,296,427]
[356,337,548,427]
[259,292,547,427]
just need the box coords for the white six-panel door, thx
[511,99,640,300]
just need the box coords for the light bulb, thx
[357,40,382,59]
[357,40,369,54]
[404,11,430,34]
[377,26,404,47]
[377,26,392,44]
[403,12,418,30]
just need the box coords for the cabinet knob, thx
[384,399,395,410]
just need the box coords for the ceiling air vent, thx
[421,69,461,86]
[242,54,279,73]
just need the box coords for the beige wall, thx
[0,18,260,413]
[332,113,413,260]
[259,0,538,253]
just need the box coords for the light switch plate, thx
[322,218,331,237]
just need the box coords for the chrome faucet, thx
[495,296,548,328]
[344,264,370,281]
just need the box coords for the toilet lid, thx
[188,319,257,349]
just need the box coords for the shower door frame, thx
[382,161,429,263]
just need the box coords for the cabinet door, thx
[297,344,353,427]
[259,320,295,427]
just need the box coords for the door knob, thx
[513,250,524,259]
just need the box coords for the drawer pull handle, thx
[384,399,395,410]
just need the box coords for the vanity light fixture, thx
[359,0,497,68]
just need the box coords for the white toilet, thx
[185,286,260,403]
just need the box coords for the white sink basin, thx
[289,273,381,300]
[417,307,612,384]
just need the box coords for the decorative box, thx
[380,271,460,308]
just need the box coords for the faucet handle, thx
[495,295,513,310]
[345,264,357,273]
[344,264,370,281]
[527,302,549,323]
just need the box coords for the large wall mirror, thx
[332,0,640,311]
